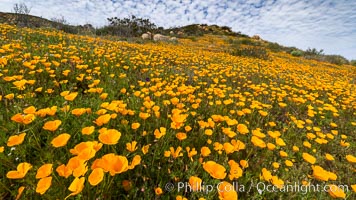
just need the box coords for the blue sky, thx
[0,0,355,60]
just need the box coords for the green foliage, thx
[305,48,324,56]
[297,48,351,66]
[267,42,283,52]
[99,15,157,37]
[351,60,356,66]
[228,37,267,60]
[321,55,349,65]
[291,50,303,57]
[230,46,269,60]
[239,38,260,46]
[166,24,249,37]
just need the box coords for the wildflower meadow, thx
[0,24,355,199]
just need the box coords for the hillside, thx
[0,22,355,199]
[0,12,61,28]
[1,11,353,66]
[0,12,94,34]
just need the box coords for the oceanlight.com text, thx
[165,181,349,195]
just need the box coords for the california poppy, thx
[36,176,52,195]
[154,127,167,139]
[66,177,85,199]
[131,122,140,130]
[43,120,62,131]
[51,133,71,148]
[64,92,78,101]
[302,153,316,164]
[328,184,346,198]
[200,146,211,157]
[81,126,95,135]
[129,155,141,169]
[6,162,32,179]
[56,164,72,178]
[237,124,249,134]
[126,141,138,152]
[203,161,226,179]
[88,168,104,186]
[189,176,202,191]
[15,186,25,200]
[93,114,111,126]
[36,163,53,179]
[218,181,238,200]
[98,129,121,145]
[7,133,26,147]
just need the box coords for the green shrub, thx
[239,38,259,46]
[291,50,303,57]
[322,55,349,65]
[351,60,356,66]
[231,46,269,60]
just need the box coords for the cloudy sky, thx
[0,0,355,60]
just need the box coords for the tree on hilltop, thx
[12,3,31,26]
[103,15,157,37]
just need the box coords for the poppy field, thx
[0,24,355,199]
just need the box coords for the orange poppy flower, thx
[108,155,129,176]
[6,162,33,179]
[251,136,266,148]
[203,161,227,179]
[23,106,37,114]
[131,122,140,130]
[126,141,138,152]
[176,132,187,141]
[141,144,151,155]
[155,187,163,195]
[237,124,249,134]
[64,92,78,101]
[11,113,24,123]
[312,165,330,181]
[189,176,202,191]
[56,164,72,178]
[15,186,25,200]
[93,114,111,126]
[302,153,316,164]
[36,176,52,195]
[22,114,36,125]
[154,127,167,139]
[346,155,356,163]
[129,155,141,169]
[81,126,95,135]
[71,108,87,116]
[98,128,121,145]
[7,133,26,147]
[204,129,213,136]
[139,112,151,120]
[43,120,62,132]
[95,154,129,176]
[51,133,71,148]
[218,181,238,200]
[201,146,211,157]
[66,177,85,199]
[328,184,346,199]
[36,163,53,179]
[88,168,104,186]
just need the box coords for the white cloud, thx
[0,0,354,60]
